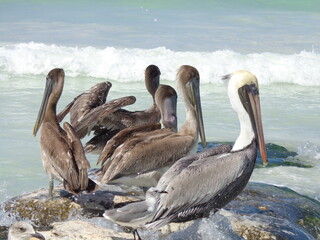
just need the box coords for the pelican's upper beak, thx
[33,76,55,136]
[240,84,268,165]
[186,78,206,148]
[30,231,46,240]
[162,95,178,131]
[145,65,161,102]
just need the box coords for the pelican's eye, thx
[246,83,259,95]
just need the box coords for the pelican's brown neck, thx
[177,75,198,139]
[43,98,59,124]
[179,107,198,139]
[44,77,64,126]
[146,103,159,113]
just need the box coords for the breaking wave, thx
[1,42,319,85]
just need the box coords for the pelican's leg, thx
[133,229,141,240]
[48,178,54,198]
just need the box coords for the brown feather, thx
[101,128,196,183]
[73,96,136,138]
[97,122,161,165]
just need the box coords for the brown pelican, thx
[8,222,45,240]
[97,65,206,187]
[57,81,136,139]
[84,64,162,154]
[144,70,268,229]
[103,187,167,240]
[33,68,97,197]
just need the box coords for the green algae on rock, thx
[3,187,83,228]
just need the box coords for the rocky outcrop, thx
[1,182,320,240]
[39,220,132,240]
[227,183,320,239]
[3,187,83,228]
[199,142,311,168]
[33,220,194,240]
[2,183,143,226]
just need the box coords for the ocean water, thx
[0,0,320,234]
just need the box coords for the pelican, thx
[33,68,97,197]
[84,64,162,154]
[144,70,268,229]
[57,81,136,139]
[97,65,206,187]
[8,222,45,240]
[103,187,167,240]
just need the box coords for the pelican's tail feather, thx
[145,215,174,230]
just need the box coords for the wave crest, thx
[0,42,319,86]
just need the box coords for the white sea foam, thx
[0,42,320,86]
[297,142,320,160]
[251,141,320,201]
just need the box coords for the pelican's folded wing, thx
[148,150,245,229]
[97,122,161,166]
[156,144,232,191]
[63,122,91,190]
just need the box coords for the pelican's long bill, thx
[239,83,268,165]
[186,78,206,148]
[33,76,55,136]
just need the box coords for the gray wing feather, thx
[153,151,246,222]
[156,144,232,191]
[104,201,149,223]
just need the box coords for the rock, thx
[158,221,194,235]
[3,186,83,228]
[265,143,297,158]
[2,183,143,228]
[199,142,312,168]
[39,220,132,240]
[60,183,143,215]
[231,218,277,240]
[0,226,7,240]
[138,183,320,240]
[224,182,320,239]
[2,182,320,240]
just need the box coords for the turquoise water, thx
[1,0,320,52]
[0,73,319,202]
[0,0,320,233]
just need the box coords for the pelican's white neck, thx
[228,79,255,151]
